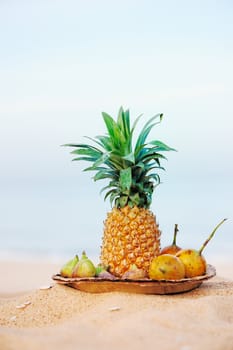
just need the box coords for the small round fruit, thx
[149,254,185,280]
[176,218,227,278]
[176,249,207,278]
[160,224,182,255]
[72,251,96,278]
[60,255,79,278]
[122,264,146,280]
[160,244,181,255]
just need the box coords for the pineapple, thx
[65,107,175,277]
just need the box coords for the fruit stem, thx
[199,218,227,255]
[172,224,179,246]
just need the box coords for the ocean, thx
[0,176,231,264]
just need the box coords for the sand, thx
[0,257,233,350]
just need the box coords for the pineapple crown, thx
[64,107,176,209]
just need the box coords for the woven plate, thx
[52,264,216,295]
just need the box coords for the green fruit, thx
[72,251,96,278]
[95,264,108,276]
[60,255,79,278]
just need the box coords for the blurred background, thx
[0,0,232,263]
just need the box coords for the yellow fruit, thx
[100,206,160,277]
[176,218,227,278]
[160,224,182,255]
[148,254,185,280]
[176,249,206,277]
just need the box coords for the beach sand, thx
[0,257,233,350]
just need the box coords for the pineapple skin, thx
[100,206,161,277]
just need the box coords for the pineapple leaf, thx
[138,148,167,163]
[119,168,132,191]
[122,152,135,164]
[119,195,128,207]
[87,152,109,169]
[93,169,117,181]
[104,189,116,203]
[70,147,102,158]
[108,153,125,169]
[102,112,123,148]
[109,192,118,207]
[149,173,161,183]
[149,140,177,152]
[82,136,107,151]
[64,108,176,209]
[144,164,165,174]
[134,113,162,154]
[63,143,84,147]
[117,107,130,140]
[131,114,142,133]
[72,156,99,163]
[129,192,140,206]
[95,135,112,151]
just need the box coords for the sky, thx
[0,0,232,260]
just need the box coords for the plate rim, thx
[52,264,216,284]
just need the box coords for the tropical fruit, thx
[176,249,207,278]
[72,251,96,278]
[101,205,161,276]
[60,255,79,277]
[64,107,175,277]
[160,224,182,255]
[177,218,227,277]
[149,254,185,280]
[122,264,147,280]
